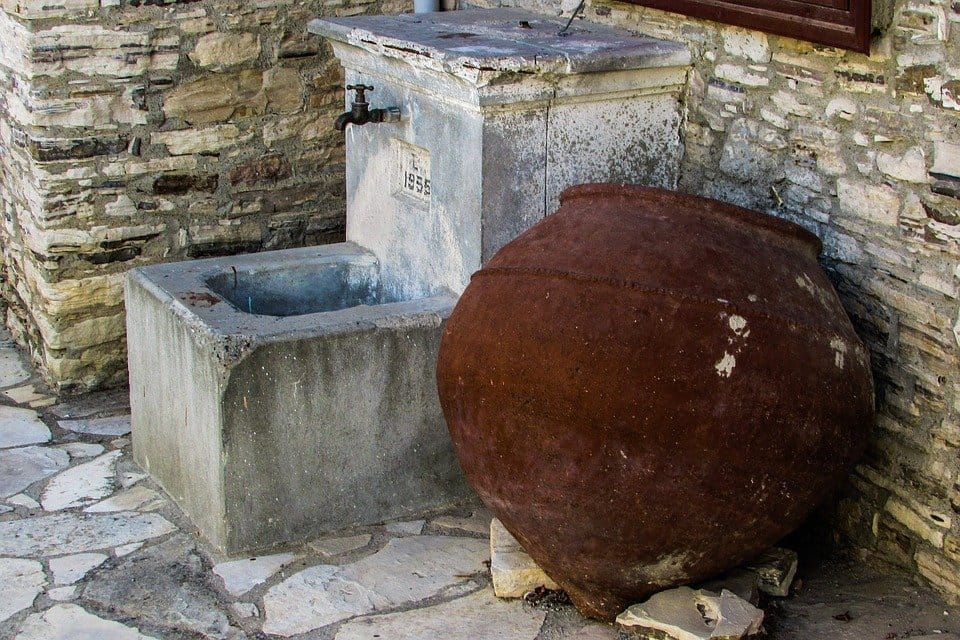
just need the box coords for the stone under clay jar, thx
[436,183,875,620]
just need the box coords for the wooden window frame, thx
[623,0,872,53]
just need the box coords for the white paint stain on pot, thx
[715,352,737,378]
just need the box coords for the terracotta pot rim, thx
[559,183,822,254]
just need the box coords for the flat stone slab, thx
[41,450,121,511]
[262,535,488,636]
[310,533,372,558]
[9,493,41,509]
[57,442,106,459]
[0,406,51,449]
[14,604,158,640]
[335,588,547,640]
[4,384,49,406]
[58,415,132,437]
[0,446,69,499]
[47,586,78,602]
[213,552,299,596]
[0,558,45,625]
[0,347,32,388]
[617,587,763,640]
[50,552,108,585]
[84,485,161,514]
[0,511,176,557]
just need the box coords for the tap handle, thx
[346,84,374,103]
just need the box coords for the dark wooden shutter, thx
[623,0,872,53]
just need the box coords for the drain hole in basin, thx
[205,262,389,317]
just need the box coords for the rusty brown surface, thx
[436,183,875,620]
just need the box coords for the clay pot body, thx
[437,184,874,620]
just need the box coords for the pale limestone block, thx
[915,550,960,596]
[23,266,124,317]
[84,485,161,513]
[616,587,763,640]
[0,558,44,624]
[877,146,929,183]
[46,586,77,601]
[490,518,559,598]
[885,497,949,548]
[817,147,847,177]
[770,89,813,117]
[213,553,298,597]
[102,155,198,177]
[836,178,901,226]
[714,63,770,87]
[163,70,264,124]
[825,96,857,119]
[151,124,242,155]
[104,195,137,217]
[721,26,770,63]
[49,552,107,585]
[35,312,125,351]
[189,32,260,69]
[8,493,41,509]
[40,450,121,511]
[931,141,960,178]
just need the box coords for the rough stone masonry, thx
[0,0,404,392]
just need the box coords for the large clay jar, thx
[437,184,874,621]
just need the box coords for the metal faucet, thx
[334,84,401,131]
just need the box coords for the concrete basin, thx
[126,243,470,554]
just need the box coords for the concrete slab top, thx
[126,243,455,341]
[308,9,690,77]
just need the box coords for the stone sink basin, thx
[126,243,471,554]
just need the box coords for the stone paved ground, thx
[1,330,960,640]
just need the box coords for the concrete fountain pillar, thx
[310,9,691,301]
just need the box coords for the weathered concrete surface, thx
[127,244,471,553]
[311,8,688,300]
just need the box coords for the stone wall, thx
[0,0,403,392]
[473,0,960,603]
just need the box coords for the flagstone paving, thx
[1,329,960,640]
